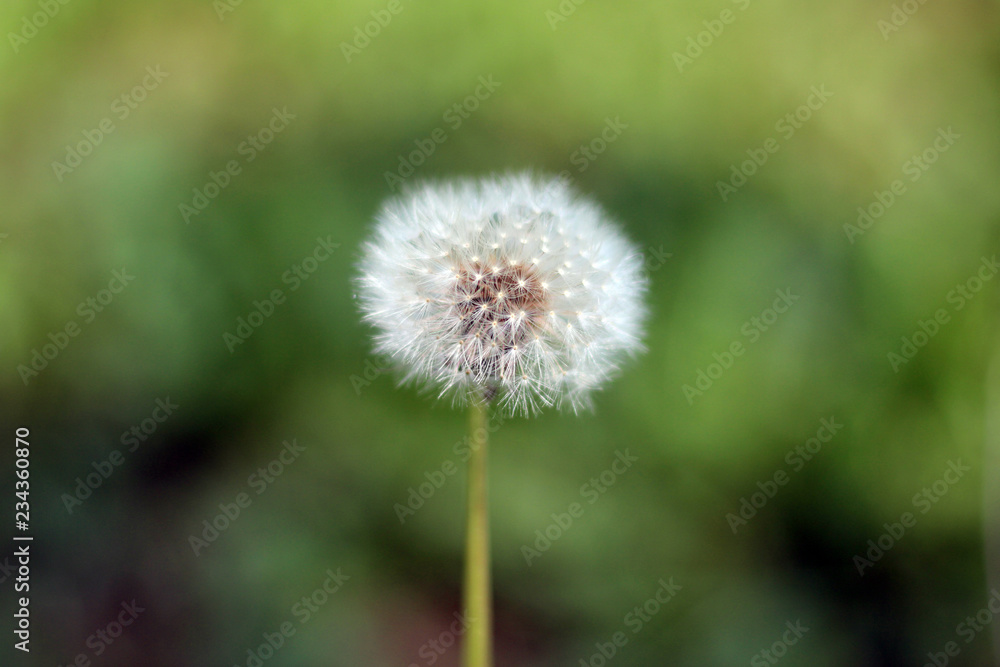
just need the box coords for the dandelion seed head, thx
[356,173,648,415]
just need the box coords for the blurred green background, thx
[2,0,1000,665]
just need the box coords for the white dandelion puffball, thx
[356,173,647,415]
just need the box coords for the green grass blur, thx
[2,0,999,665]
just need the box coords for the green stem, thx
[462,397,492,667]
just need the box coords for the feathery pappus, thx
[356,173,648,415]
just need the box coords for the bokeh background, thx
[2,0,1000,665]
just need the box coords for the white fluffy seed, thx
[355,173,648,415]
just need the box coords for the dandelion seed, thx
[356,172,648,415]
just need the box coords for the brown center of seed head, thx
[453,260,548,380]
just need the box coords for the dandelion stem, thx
[462,396,492,667]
